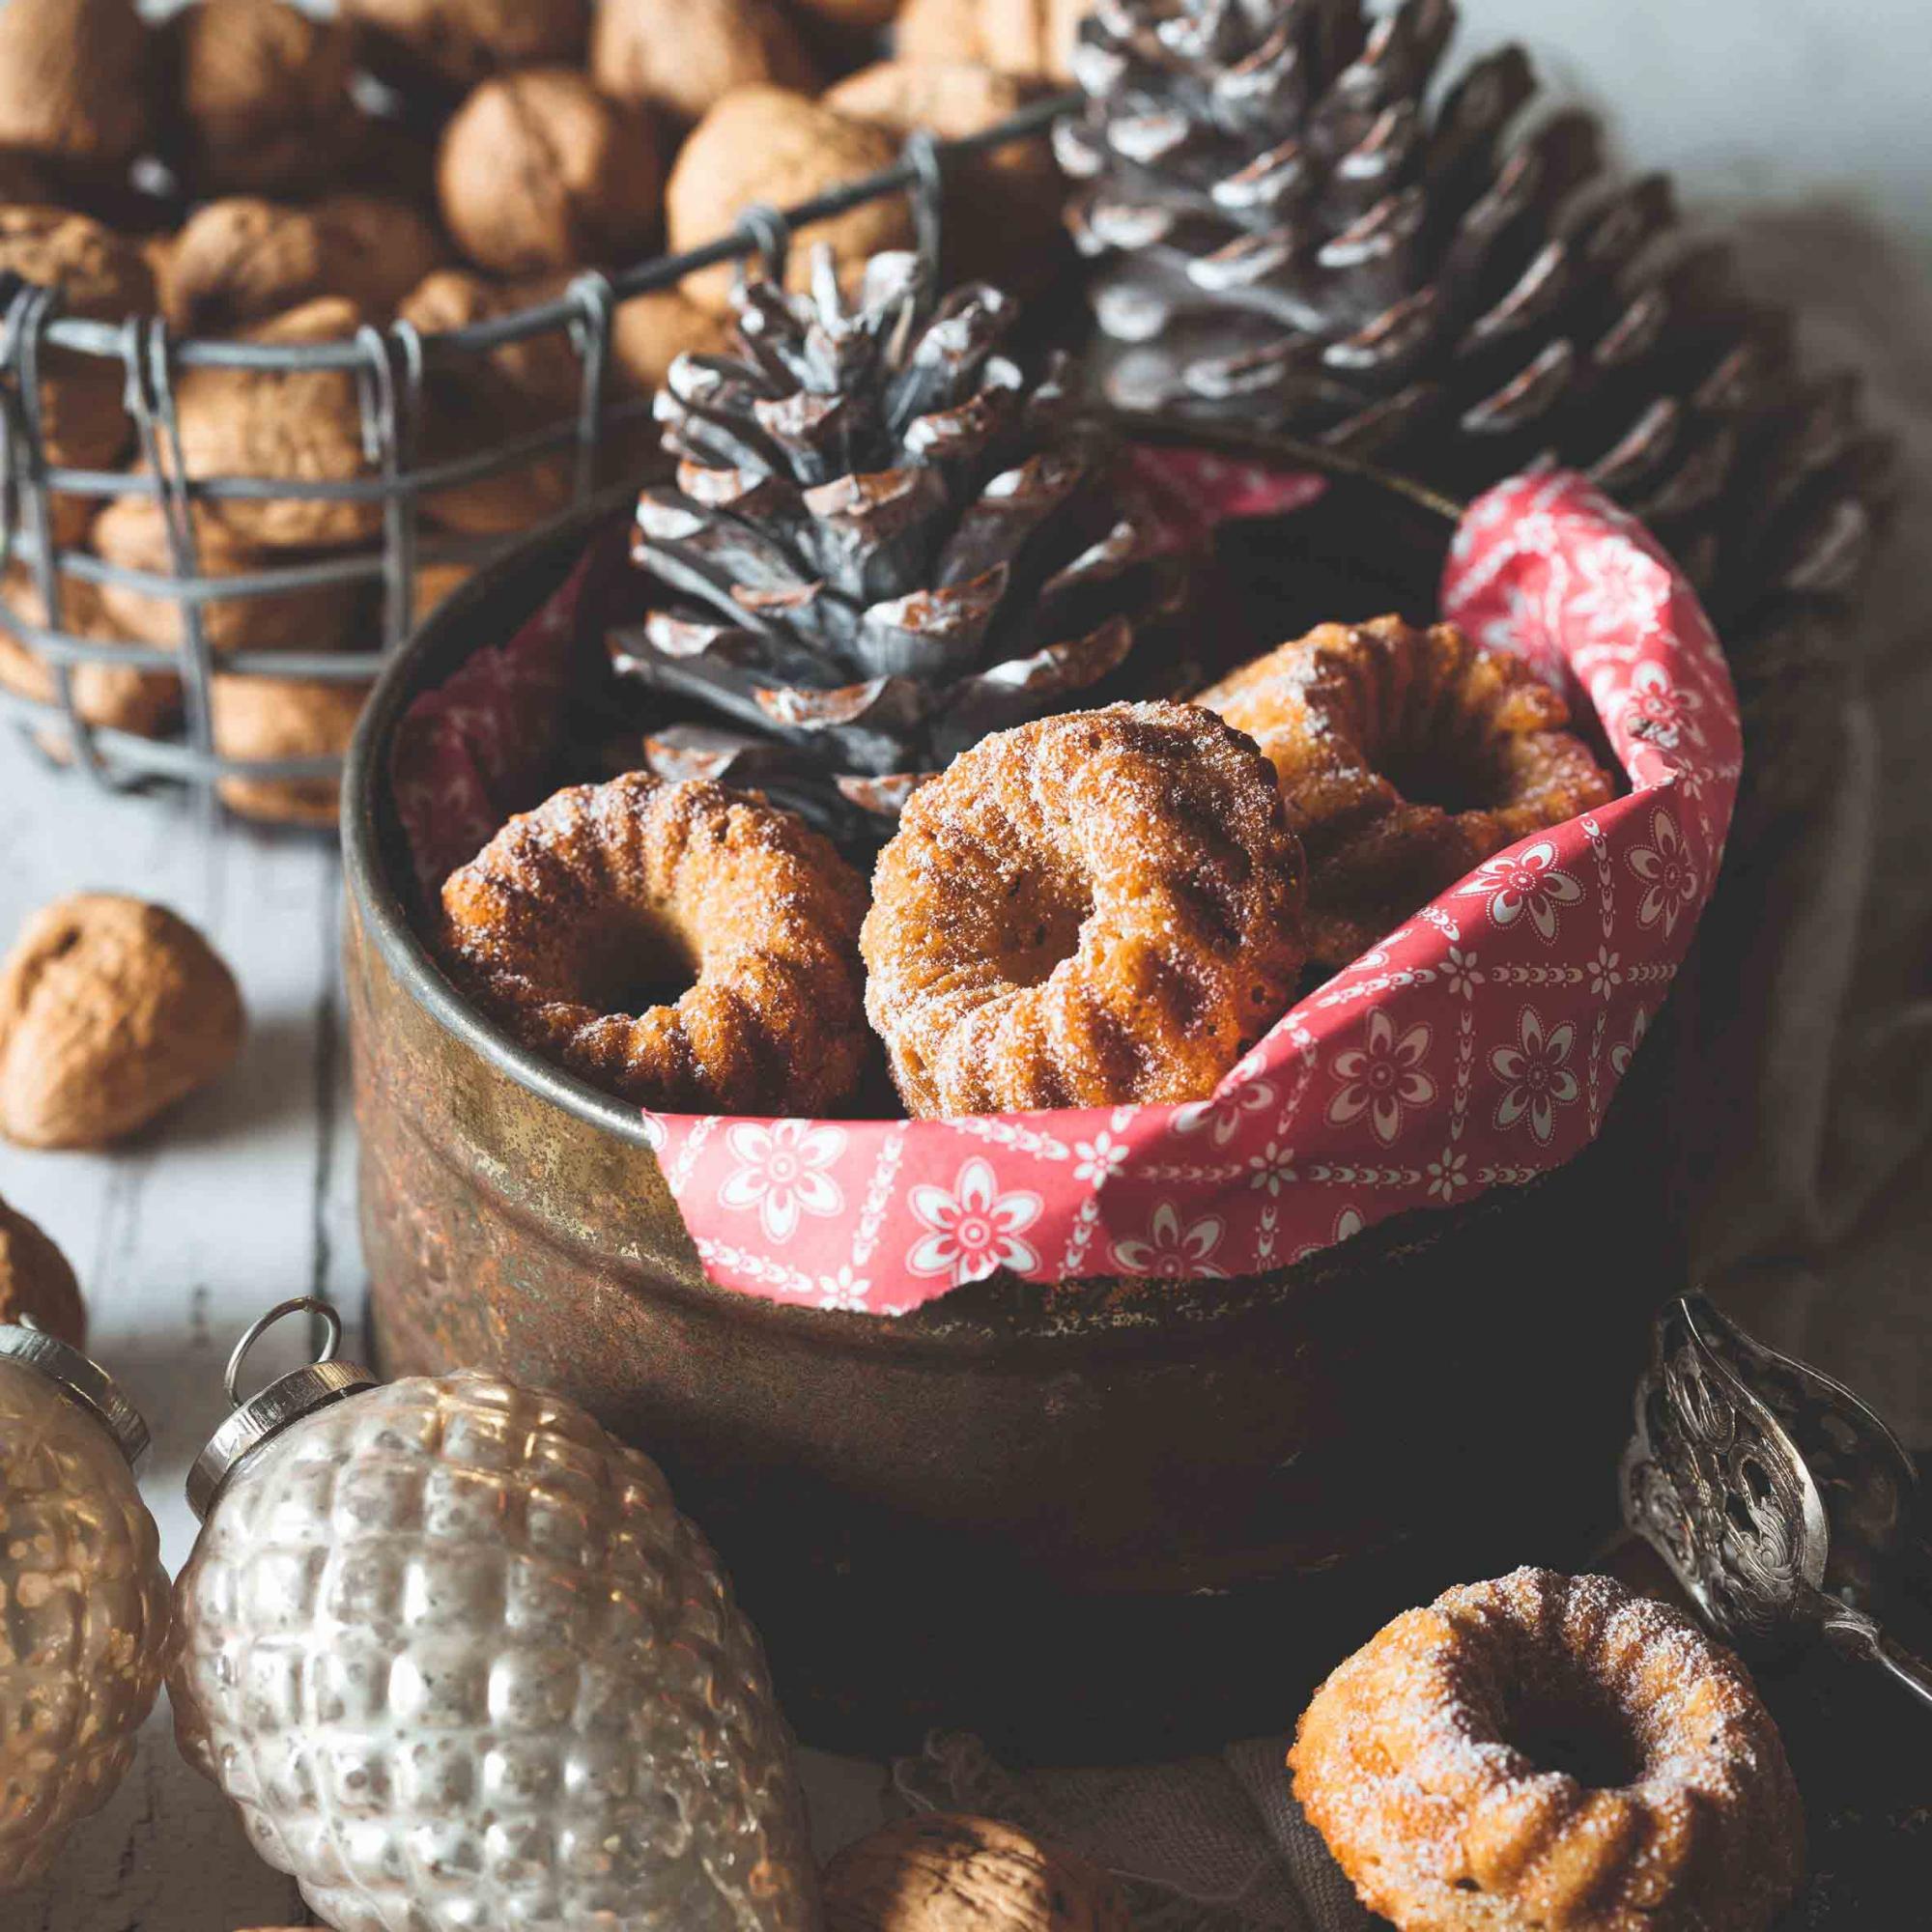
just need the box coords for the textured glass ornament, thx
[170,1313,819,1932]
[0,1329,170,1890]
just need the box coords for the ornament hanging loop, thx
[189,1299,378,1522]
[223,1294,342,1408]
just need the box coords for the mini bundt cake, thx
[1202,618,1614,967]
[1290,1568,1803,1932]
[862,701,1306,1115]
[440,771,870,1114]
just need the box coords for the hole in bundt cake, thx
[1503,1688,1648,1792]
[566,909,699,1015]
[1375,734,1513,817]
[999,873,1093,991]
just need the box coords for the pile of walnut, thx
[0,0,1070,825]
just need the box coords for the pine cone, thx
[1057,0,1896,641]
[612,248,1186,838]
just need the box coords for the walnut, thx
[823,62,1063,291]
[397,267,582,533]
[590,0,819,131]
[0,568,180,742]
[668,89,915,315]
[0,895,244,1150]
[611,288,730,396]
[163,0,360,198]
[437,68,663,276]
[894,0,1082,80]
[0,0,154,168]
[211,673,369,826]
[894,0,990,70]
[0,1193,86,1345]
[171,297,383,551]
[975,0,1085,80]
[0,207,155,473]
[91,490,367,656]
[412,559,474,624]
[822,1816,1132,1932]
[164,193,446,335]
[341,0,590,95]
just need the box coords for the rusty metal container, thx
[343,471,1683,1761]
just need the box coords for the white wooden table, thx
[1,747,359,1929]
[0,741,891,1930]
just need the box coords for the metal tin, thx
[342,448,1683,1759]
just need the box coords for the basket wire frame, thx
[0,94,1073,807]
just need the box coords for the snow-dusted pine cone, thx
[614,247,1185,839]
[1057,0,1895,642]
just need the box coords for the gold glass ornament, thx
[0,1324,170,1890]
[170,1298,820,1932]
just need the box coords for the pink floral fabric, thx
[393,469,1741,1315]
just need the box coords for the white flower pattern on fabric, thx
[1456,839,1584,942]
[1072,1130,1129,1186]
[1627,809,1699,935]
[1427,1149,1468,1201]
[1296,1206,1364,1263]
[718,1120,846,1243]
[1611,1007,1651,1078]
[1327,1009,1435,1145]
[1572,535,1671,639]
[1588,946,1622,998]
[815,1266,871,1312]
[1113,1203,1227,1280]
[905,1157,1041,1285]
[1247,1141,1297,1196]
[1491,1007,1581,1146]
[1614,659,1706,751]
[1172,1078,1276,1146]
[1441,947,1484,1000]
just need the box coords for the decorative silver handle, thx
[1821,1604,1932,1714]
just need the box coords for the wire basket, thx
[0,93,1071,817]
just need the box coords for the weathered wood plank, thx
[1,739,353,1930]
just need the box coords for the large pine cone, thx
[1057,0,1896,642]
[613,248,1185,839]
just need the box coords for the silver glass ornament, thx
[0,1323,170,1889]
[169,1300,821,1932]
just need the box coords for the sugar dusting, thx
[861,701,1307,1115]
[1290,1567,1804,1930]
[439,771,870,1114]
[1199,618,1615,970]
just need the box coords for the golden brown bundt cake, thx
[440,771,870,1114]
[1201,618,1614,967]
[1290,1568,1803,1932]
[862,701,1307,1115]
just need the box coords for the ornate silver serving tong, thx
[1622,1293,1932,1711]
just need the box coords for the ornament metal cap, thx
[0,1321,150,1466]
[187,1298,379,1521]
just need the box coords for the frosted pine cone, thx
[1058,0,1896,643]
[614,247,1186,840]
[169,1371,817,1932]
